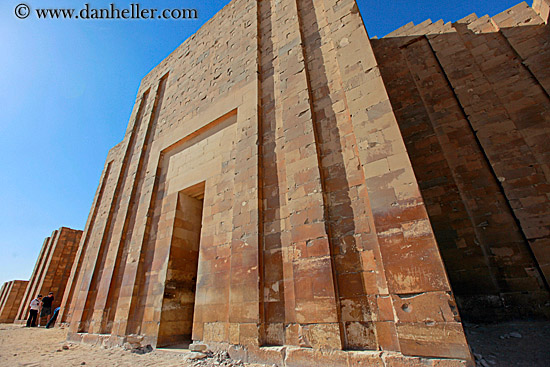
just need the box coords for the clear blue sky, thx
[0,0,522,285]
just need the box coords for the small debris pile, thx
[131,344,153,354]
[56,344,71,352]
[473,353,497,367]
[186,350,246,367]
[122,334,153,354]
[499,332,522,339]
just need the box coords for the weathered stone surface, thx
[14,227,82,324]
[190,343,209,352]
[187,352,207,360]
[371,0,550,322]
[47,1,550,366]
[0,280,28,323]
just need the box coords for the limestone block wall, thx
[371,1,550,321]
[15,227,82,322]
[0,280,29,323]
[63,0,473,365]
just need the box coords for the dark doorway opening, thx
[157,182,205,347]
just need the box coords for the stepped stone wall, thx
[14,227,82,323]
[0,280,29,323]
[55,0,550,366]
[371,0,550,321]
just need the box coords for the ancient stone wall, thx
[14,227,82,323]
[61,0,480,365]
[0,280,28,323]
[371,1,550,321]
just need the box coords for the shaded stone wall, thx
[371,1,550,321]
[15,227,82,322]
[62,0,477,365]
[0,280,28,323]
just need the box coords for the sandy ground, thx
[1,322,549,366]
[0,324,267,367]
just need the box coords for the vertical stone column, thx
[85,82,159,335]
[263,0,343,350]
[90,75,169,336]
[227,92,262,346]
[0,283,8,314]
[59,160,113,324]
[67,89,151,336]
[323,0,470,359]
[296,0,394,350]
[107,94,164,340]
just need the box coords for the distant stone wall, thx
[14,227,82,323]
[371,1,550,321]
[0,280,28,323]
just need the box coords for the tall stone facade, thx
[0,280,28,323]
[59,0,549,366]
[371,1,550,321]
[15,227,82,323]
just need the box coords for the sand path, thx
[0,324,265,367]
